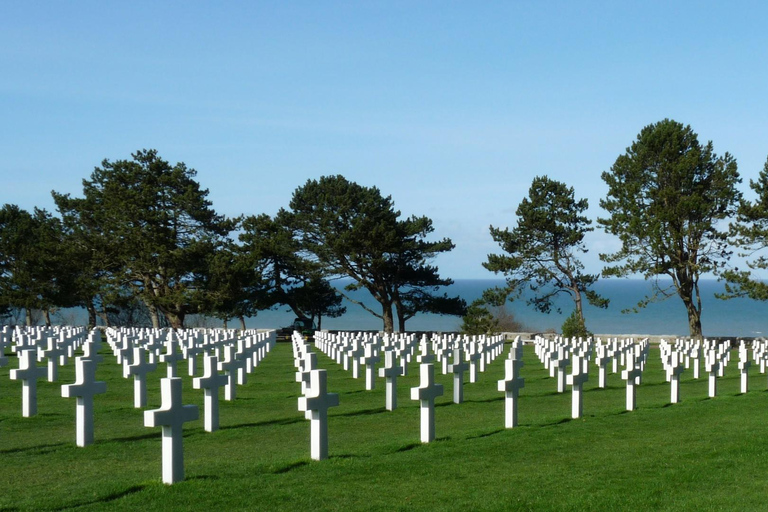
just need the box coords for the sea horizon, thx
[28,278,768,338]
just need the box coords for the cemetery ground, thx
[2,338,768,511]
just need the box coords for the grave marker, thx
[61,357,107,446]
[193,353,228,432]
[144,377,199,484]
[378,350,401,410]
[298,369,339,460]
[410,363,444,443]
[9,348,47,417]
[497,357,524,428]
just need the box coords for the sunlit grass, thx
[1,337,767,511]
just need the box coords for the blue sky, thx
[2,2,767,279]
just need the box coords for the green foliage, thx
[721,155,768,301]
[599,119,741,337]
[561,309,590,338]
[0,205,76,325]
[54,150,236,328]
[484,175,607,328]
[238,211,345,327]
[3,341,768,510]
[460,299,499,335]
[288,175,461,333]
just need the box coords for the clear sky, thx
[2,2,767,279]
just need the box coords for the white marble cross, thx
[594,346,612,389]
[447,347,468,404]
[566,355,588,419]
[667,351,684,404]
[124,346,157,408]
[360,344,380,391]
[193,353,228,432]
[705,350,720,398]
[738,343,751,394]
[61,357,107,446]
[160,334,183,378]
[40,337,65,382]
[497,357,524,428]
[298,369,339,460]
[378,350,401,410]
[554,349,570,393]
[410,363,444,443]
[10,348,47,417]
[621,353,642,411]
[82,339,104,365]
[217,344,242,401]
[144,377,199,484]
[296,352,317,395]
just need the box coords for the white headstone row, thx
[2,325,276,485]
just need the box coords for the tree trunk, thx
[678,279,703,338]
[222,318,228,329]
[25,308,33,327]
[394,299,406,332]
[572,289,585,324]
[239,316,246,331]
[98,305,109,328]
[382,303,394,334]
[43,309,52,327]
[317,316,322,330]
[147,302,160,329]
[165,311,184,329]
[86,301,97,329]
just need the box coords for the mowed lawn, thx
[1,335,768,511]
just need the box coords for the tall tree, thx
[720,156,768,301]
[53,150,235,328]
[0,205,75,326]
[203,239,262,330]
[598,119,741,338]
[484,176,607,335]
[239,212,347,329]
[288,175,460,333]
[390,215,467,332]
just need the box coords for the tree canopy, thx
[0,205,76,326]
[54,149,236,328]
[720,155,768,301]
[288,175,463,333]
[484,176,607,335]
[598,119,741,338]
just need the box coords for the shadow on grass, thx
[333,407,387,418]
[221,416,304,430]
[271,461,309,474]
[463,396,504,404]
[52,484,145,511]
[538,417,573,428]
[465,428,504,440]
[0,442,68,455]
[110,432,161,443]
[392,442,421,453]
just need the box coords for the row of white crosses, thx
[659,338,767,402]
[293,332,339,460]
[533,336,652,415]
[310,330,506,445]
[112,326,275,484]
[3,325,276,485]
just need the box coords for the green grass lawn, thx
[2,337,768,511]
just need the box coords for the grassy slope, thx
[1,339,767,511]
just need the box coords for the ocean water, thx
[47,278,766,336]
[241,278,768,337]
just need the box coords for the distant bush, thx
[460,299,527,335]
[561,310,591,339]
